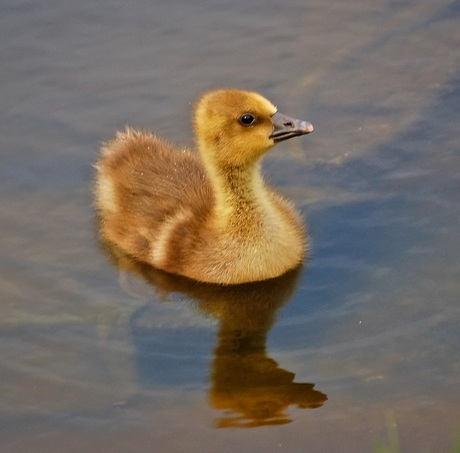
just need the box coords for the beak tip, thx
[303,121,314,134]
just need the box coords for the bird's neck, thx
[203,156,271,226]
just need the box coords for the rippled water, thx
[1,0,459,452]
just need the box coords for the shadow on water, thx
[107,249,327,428]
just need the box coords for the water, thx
[1,0,459,451]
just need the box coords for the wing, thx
[95,128,213,261]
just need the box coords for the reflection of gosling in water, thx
[95,89,313,284]
[120,261,327,428]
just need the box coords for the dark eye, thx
[239,113,255,126]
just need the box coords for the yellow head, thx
[194,89,279,167]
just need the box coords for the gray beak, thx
[269,112,314,143]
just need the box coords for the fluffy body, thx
[95,89,309,284]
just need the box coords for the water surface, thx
[1,0,459,452]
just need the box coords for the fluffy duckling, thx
[95,89,313,285]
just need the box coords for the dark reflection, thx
[112,252,327,427]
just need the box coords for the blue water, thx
[1,0,459,452]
